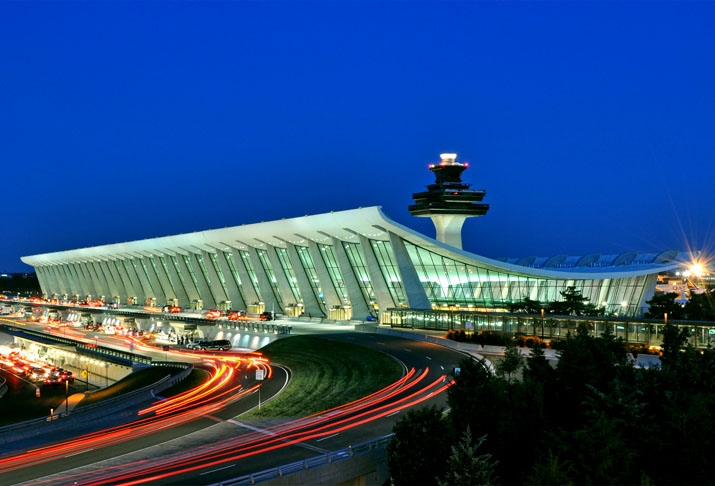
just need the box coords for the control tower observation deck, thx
[408,153,489,249]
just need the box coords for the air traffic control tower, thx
[409,153,489,249]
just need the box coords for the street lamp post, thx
[541,308,545,338]
[663,312,668,340]
[65,379,69,413]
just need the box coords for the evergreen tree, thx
[659,322,689,368]
[496,338,522,383]
[684,290,715,321]
[387,405,451,486]
[523,342,555,385]
[644,291,685,319]
[526,450,575,486]
[437,428,498,486]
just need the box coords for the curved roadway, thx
[0,324,471,485]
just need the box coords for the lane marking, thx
[317,433,340,442]
[200,464,236,475]
[65,448,95,457]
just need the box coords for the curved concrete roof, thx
[21,206,691,280]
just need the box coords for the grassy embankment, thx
[243,335,404,418]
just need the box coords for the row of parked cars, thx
[43,368,75,386]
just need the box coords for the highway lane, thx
[0,358,286,484]
[147,332,469,486]
[1,328,472,485]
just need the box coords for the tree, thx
[437,427,498,486]
[644,291,685,319]
[526,450,575,486]
[0,273,40,295]
[387,405,451,486]
[547,286,602,316]
[524,343,555,385]
[559,286,592,316]
[659,322,690,368]
[442,318,715,486]
[684,290,715,321]
[496,338,522,383]
[508,296,543,314]
[552,323,627,428]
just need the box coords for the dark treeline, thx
[0,273,40,295]
[387,323,715,485]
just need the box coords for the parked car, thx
[227,310,248,321]
[30,367,49,381]
[44,376,62,386]
[59,370,74,383]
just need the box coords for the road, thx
[0,324,470,485]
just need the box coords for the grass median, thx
[243,335,404,418]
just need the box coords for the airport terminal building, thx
[21,154,690,324]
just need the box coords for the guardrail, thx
[212,434,394,486]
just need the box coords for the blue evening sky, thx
[2,1,714,273]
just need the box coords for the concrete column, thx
[246,246,281,313]
[234,248,261,309]
[91,261,115,301]
[125,256,153,305]
[266,246,300,311]
[75,262,100,299]
[182,251,218,309]
[196,250,229,309]
[96,260,124,295]
[61,264,82,297]
[331,237,371,320]
[143,254,172,303]
[389,232,431,310]
[214,250,247,310]
[162,254,192,308]
[358,235,396,311]
[307,240,341,310]
[285,243,324,317]
[107,258,134,302]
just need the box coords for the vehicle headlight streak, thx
[31,368,453,485]
[0,360,253,473]
[0,340,452,486]
[138,363,235,416]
